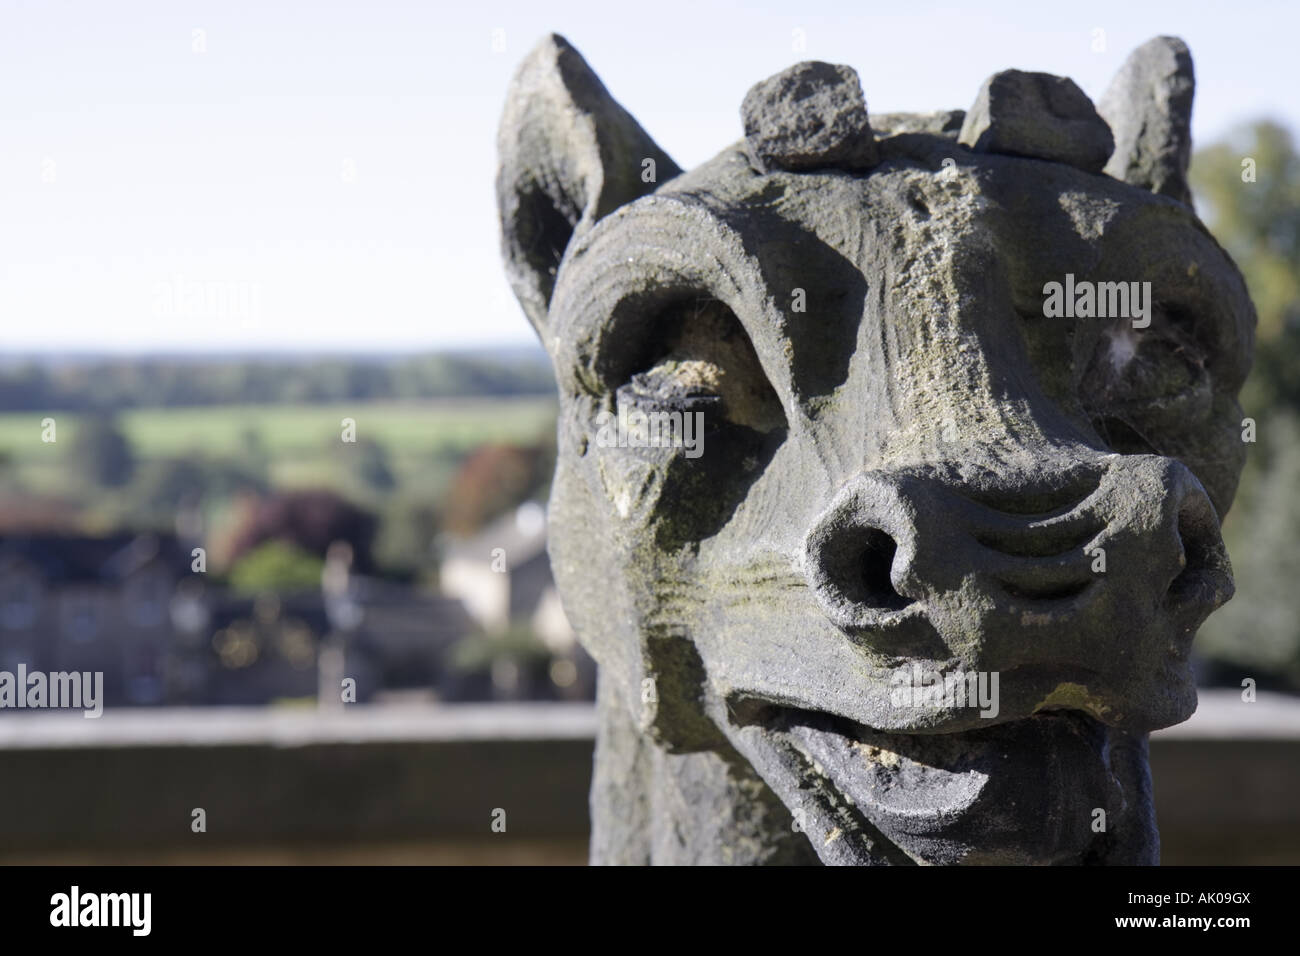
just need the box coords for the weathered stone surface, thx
[1099,36,1196,205]
[497,34,1256,866]
[496,34,681,334]
[958,69,1114,172]
[741,61,879,173]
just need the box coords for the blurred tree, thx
[1190,120,1300,690]
[373,495,440,577]
[235,426,272,484]
[129,456,266,516]
[1197,415,1300,690]
[224,488,379,573]
[1191,120,1300,413]
[446,623,555,701]
[69,412,135,487]
[228,540,326,595]
[348,437,397,493]
[0,352,554,411]
[439,439,554,536]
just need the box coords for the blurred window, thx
[61,593,100,643]
[0,568,41,631]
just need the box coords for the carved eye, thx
[1086,308,1206,396]
[594,297,788,548]
[1081,305,1213,455]
[614,298,785,437]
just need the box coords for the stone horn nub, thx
[1097,36,1196,206]
[741,61,880,174]
[957,69,1114,173]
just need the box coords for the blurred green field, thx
[0,398,556,458]
[0,397,558,498]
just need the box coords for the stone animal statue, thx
[496,34,1255,864]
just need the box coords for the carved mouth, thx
[725,704,1151,865]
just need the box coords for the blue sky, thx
[1,0,1295,354]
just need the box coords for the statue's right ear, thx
[496,35,681,337]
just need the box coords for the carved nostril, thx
[817,525,914,614]
[1168,492,1233,607]
[805,476,923,628]
[856,528,911,611]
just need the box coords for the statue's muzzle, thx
[803,453,1232,735]
[705,455,1230,865]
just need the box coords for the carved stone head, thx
[496,35,1255,864]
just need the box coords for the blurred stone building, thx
[0,532,191,705]
[440,502,594,699]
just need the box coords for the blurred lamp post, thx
[319,541,363,711]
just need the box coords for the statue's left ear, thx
[1098,36,1196,206]
[496,34,681,339]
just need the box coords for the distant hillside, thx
[0,349,555,411]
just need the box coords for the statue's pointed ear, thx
[1098,36,1195,205]
[496,34,681,337]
